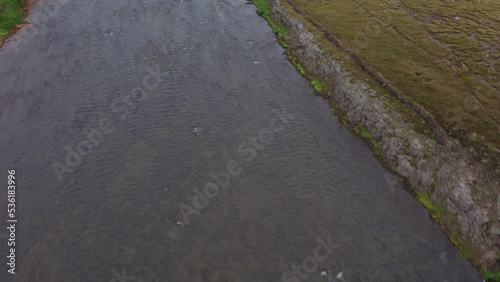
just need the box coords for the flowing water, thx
[0,0,482,281]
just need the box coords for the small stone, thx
[490,224,500,236]
[396,155,414,178]
[497,195,500,219]
[449,183,473,213]
[419,171,433,188]
[481,250,497,267]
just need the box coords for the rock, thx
[456,207,489,243]
[481,250,498,267]
[410,139,423,157]
[385,137,402,157]
[490,224,500,237]
[409,171,420,187]
[448,183,474,213]
[419,171,433,189]
[396,155,414,178]
[497,195,500,219]
[427,186,446,207]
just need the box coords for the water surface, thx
[0,0,482,281]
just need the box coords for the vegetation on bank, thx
[288,0,500,169]
[252,0,500,280]
[0,0,26,46]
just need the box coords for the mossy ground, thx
[252,0,500,280]
[288,0,499,169]
[0,0,26,46]
[485,266,500,281]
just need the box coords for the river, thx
[0,0,482,281]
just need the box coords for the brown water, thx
[0,0,482,281]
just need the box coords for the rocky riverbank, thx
[254,0,500,279]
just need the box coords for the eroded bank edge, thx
[252,0,500,280]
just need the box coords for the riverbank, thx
[0,0,27,47]
[252,0,500,280]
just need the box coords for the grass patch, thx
[355,125,380,150]
[278,0,436,140]
[416,192,445,215]
[0,0,26,45]
[252,1,329,97]
[288,0,499,166]
[310,78,325,92]
[484,266,500,282]
[254,0,289,42]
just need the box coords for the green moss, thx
[310,78,325,92]
[390,162,397,173]
[254,0,289,42]
[483,266,500,282]
[288,55,308,77]
[0,0,26,45]
[355,125,380,150]
[416,192,445,215]
[459,249,471,261]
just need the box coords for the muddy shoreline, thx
[260,0,499,277]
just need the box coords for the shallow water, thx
[0,0,482,281]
